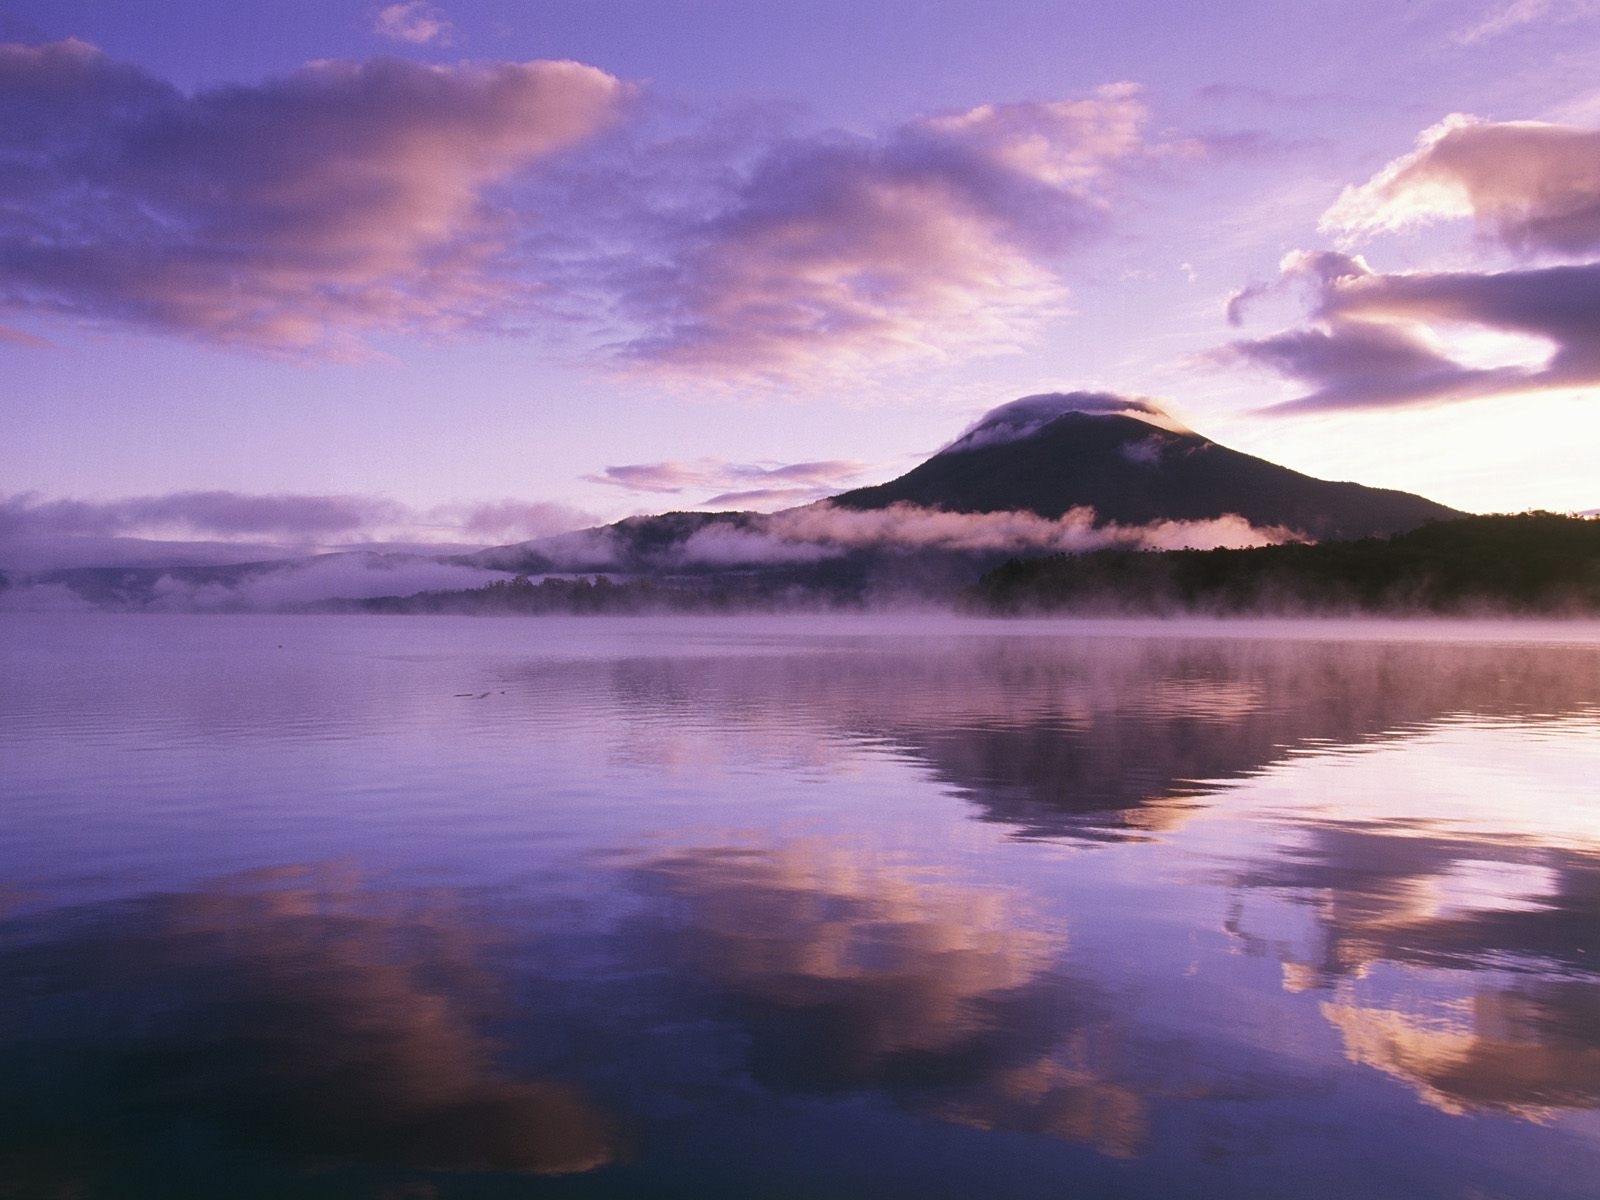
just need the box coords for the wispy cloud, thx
[373,2,454,46]
[0,40,627,353]
[584,458,870,508]
[0,324,51,348]
[1451,0,1599,45]
[0,490,594,558]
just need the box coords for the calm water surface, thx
[2,613,1598,1198]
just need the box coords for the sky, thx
[3,0,1599,552]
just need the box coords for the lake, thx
[2,613,1598,1198]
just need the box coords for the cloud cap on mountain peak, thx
[943,391,1190,452]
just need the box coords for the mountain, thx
[828,393,1462,539]
[7,392,1471,613]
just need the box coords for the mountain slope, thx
[828,394,1462,539]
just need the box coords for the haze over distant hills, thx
[3,393,1471,611]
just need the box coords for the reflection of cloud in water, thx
[628,841,1150,1157]
[590,635,1600,841]
[1223,729,1600,1119]
[0,865,615,1190]
[1323,982,1600,1118]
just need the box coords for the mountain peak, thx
[940,391,1190,455]
[829,391,1463,539]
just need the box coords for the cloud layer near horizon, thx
[516,503,1292,575]
[0,40,627,352]
[0,490,593,566]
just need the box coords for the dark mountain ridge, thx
[829,395,1462,540]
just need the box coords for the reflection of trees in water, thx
[590,635,1600,840]
[1228,819,1600,1118]
[0,864,615,1194]
[627,840,1151,1158]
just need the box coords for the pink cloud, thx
[374,2,454,46]
[585,457,870,506]
[610,86,1162,376]
[0,324,51,348]
[0,40,628,352]
[1321,116,1600,255]
[0,46,1175,373]
[1220,250,1600,411]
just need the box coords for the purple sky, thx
[3,0,1599,550]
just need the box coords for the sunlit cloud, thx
[605,85,1170,378]
[1221,249,1600,412]
[0,40,628,353]
[1321,115,1600,255]
[373,1,454,46]
[0,43,1179,376]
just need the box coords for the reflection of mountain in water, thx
[591,633,1600,841]
[0,864,616,1194]
[625,840,1153,1158]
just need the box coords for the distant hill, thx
[966,513,1600,615]
[829,392,1461,540]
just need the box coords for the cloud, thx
[0,490,595,567]
[0,45,1180,374]
[1193,82,1354,110]
[0,324,51,348]
[941,391,1188,453]
[1221,250,1600,412]
[638,504,1288,569]
[1321,115,1600,255]
[761,502,1287,555]
[626,841,1150,1156]
[0,490,406,540]
[0,866,617,1177]
[157,555,514,611]
[374,1,454,46]
[444,499,595,541]
[1222,110,1600,412]
[1451,0,1600,45]
[585,457,870,508]
[606,85,1165,376]
[0,39,628,352]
